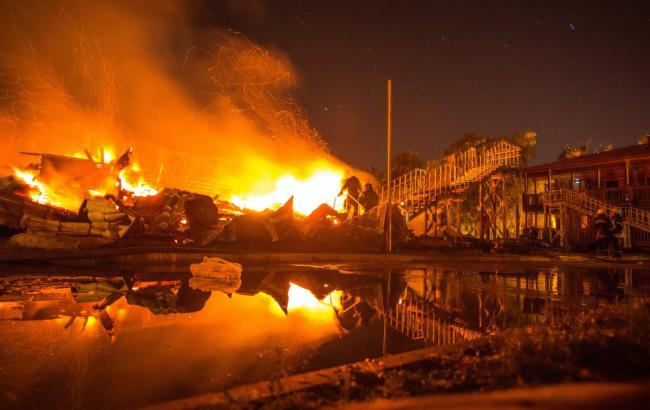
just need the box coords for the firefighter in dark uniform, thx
[593,209,611,254]
[339,176,362,217]
[610,208,623,258]
[359,182,379,212]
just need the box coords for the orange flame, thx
[11,147,159,211]
[118,167,158,198]
[230,160,347,215]
[11,167,57,206]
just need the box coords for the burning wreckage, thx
[0,147,407,252]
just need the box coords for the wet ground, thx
[0,263,648,409]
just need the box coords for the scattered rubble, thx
[0,148,402,252]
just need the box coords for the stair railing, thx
[379,140,522,217]
[541,189,650,232]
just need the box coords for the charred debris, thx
[0,148,404,252]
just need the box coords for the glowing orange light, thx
[86,316,98,329]
[230,161,347,216]
[287,283,322,311]
[287,283,343,315]
[11,167,76,209]
[118,168,158,197]
[11,146,159,210]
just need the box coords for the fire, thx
[230,163,346,216]
[118,167,158,198]
[11,144,348,217]
[11,167,56,206]
[70,147,116,164]
[11,147,159,211]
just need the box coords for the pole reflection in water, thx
[382,271,391,356]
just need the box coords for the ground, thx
[139,267,650,410]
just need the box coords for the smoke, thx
[0,0,357,196]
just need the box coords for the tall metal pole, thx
[386,79,392,254]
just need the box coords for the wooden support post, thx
[479,182,483,240]
[523,174,527,235]
[597,168,601,189]
[502,174,507,238]
[558,205,565,248]
[434,199,438,239]
[533,176,538,230]
[547,169,552,191]
[424,205,430,236]
[516,176,520,239]
[545,205,550,243]
[625,159,631,203]
[457,200,461,235]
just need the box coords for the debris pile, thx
[0,147,402,251]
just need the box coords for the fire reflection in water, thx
[286,282,343,327]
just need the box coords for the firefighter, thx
[359,182,379,212]
[339,176,362,217]
[593,209,612,254]
[610,208,624,258]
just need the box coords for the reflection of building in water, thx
[389,294,482,345]
[1,268,648,345]
[397,267,650,342]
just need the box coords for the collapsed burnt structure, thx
[0,147,400,252]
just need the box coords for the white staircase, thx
[380,140,522,217]
[541,189,650,233]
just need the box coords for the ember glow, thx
[11,147,159,211]
[118,167,159,198]
[11,167,58,207]
[0,1,365,218]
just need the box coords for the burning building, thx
[0,1,390,251]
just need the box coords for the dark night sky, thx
[200,0,649,170]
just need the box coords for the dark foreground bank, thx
[151,300,650,410]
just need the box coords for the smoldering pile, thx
[0,147,403,253]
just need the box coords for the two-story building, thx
[522,142,650,249]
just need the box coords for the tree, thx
[366,165,385,185]
[391,151,423,179]
[509,131,537,165]
[445,132,488,155]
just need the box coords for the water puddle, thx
[0,265,648,408]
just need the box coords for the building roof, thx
[523,143,650,175]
